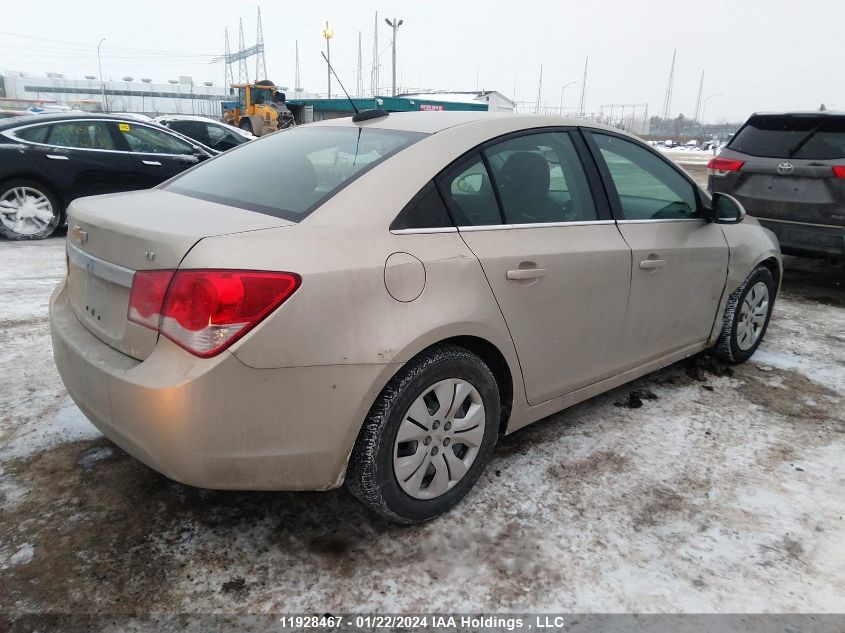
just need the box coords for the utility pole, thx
[559,80,576,115]
[385,17,403,96]
[357,31,363,97]
[294,40,301,92]
[97,38,108,112]
[693,69,704,124]
[578,56,588,117]
[535,65,543,114]
[662,49,676,124]
[371,12,379,96]
[322,21,334,97]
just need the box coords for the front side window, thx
[118,123,194,155]
[46,121,115,150]
[166,126,426,221]
[484,132,597,224]
[435,154,502,226]
[592,133,698,220]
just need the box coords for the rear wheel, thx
[714,265,776,363]
[346,345,500,523]
[0,180,62,240]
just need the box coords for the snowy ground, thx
[0,232,843,620]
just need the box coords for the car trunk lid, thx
[65,188,293,360]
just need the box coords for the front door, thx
[585,131,729,368]
[110,121,201,187]
[437,130,632,405]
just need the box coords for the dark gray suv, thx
[708,111,845,257]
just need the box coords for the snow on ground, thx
[0,237,843,620]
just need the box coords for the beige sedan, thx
[50,112,780,523]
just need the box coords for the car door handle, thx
[639,259,666,270]
[506,268,547,280]
[46,154,69,160]
[142,160,162,166]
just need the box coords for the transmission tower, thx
[220,9,266,86]
[224,28,234,87]
[357,31,363,97]
[693,69,704,123]
[255,7,267,80]
[294,40,302,92]
[535,64,543,114]
[371,11,379,96]
[578,56,588,116]
[662,49,676,121]
[238,19,249,83]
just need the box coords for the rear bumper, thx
[49,280,396,491]
[757,219,845,257]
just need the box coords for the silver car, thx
[50,112,781,523]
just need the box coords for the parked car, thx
[0,112,216,240]
[709,111,845,257]
[155,115,254,152]
[0,110,29,119]
[50,112,780,523]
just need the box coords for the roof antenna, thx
[321,51,389,123]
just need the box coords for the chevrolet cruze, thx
[50,112,781,523]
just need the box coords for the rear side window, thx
[13,125,50,143]
[729,115,845,159]
[435,154,502,226]
[391,182,453,230]
[166,126,426,222]
[483,131,597,224]
[47,121,115,150]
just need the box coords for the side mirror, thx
[709,192,746,224]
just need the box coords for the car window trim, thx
[581,128,707,221]
[1,117,199,158]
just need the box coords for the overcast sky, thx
[1,0,841,122]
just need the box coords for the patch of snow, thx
[752,349,844,394]
[78,446,114,469]
[1,542,34,569]
[0,403,100,461]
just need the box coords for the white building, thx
[397,90,515,113]
[0,71,229,118]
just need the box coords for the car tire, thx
[346,344,500,524]
[714,265,776,364]
[0,179,62,240]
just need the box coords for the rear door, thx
[111,120,203,186]
[438,129,632,405]
[585,130,729,368]
[710,114,845,229]
[25,120,134,198]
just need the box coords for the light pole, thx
[97,38,107,112]
[701,92,723,137]
[559,81,576,115]
[322,21,334,97]
[385,18,403,96]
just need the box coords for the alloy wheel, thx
[0,186,56,237]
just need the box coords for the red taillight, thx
[832,166,845,179]
[707,157,745,176]
[128,269,300,358]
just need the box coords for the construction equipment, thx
[222,80,295,136]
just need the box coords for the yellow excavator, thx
[222,80,295,136]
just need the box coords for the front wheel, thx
[0,180,62,240]
[714,265,777,363]
[346,345,500,524]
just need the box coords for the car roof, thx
[748,110,845,118]
[155,114,227,124]
[307,111,622,136]
[0,111,158,131]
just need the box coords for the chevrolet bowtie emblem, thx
[70,225,88,244]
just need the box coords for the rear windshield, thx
[166,125,426,221]
[729,114,845,160]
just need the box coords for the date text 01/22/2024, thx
[277,615,569,630]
